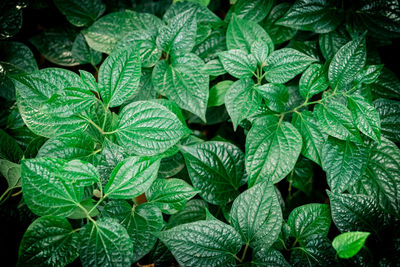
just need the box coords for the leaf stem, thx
[0,188,11,204]
[240,243,250,262]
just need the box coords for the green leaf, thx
[292,111,327,165]
[60,159,100,187]
[227,14,274,54]
[322,137,369,193]
[286,157,314,196]
[157,9,196,56]
[152,54,209,121]
[71,33,102,66]
[287,203,331,242]
[68,199,99,219]
[218,49,257,79]
[332,232,370,259]
[256,83,289,113]
[328,191,385,233]
[103,201,164,262]
[79,70,99,93]
[319,27,351,60]
[230,181,282,249]
[167,199,207,228]
[53,0,105,27]
[299,63,329,100]
[0,1,22,39]
[202,59,227,76]
[328,36,366,90]
[157,220,242,266]
[0,129,23,162]
[147,178,199,214]
[352,137,400,217]
[276,0,342,33]
[98,46,141,107]
[79,218,133,267]
[225,78,261,130]
[252,248,290,267]
[116,100,190,156]
[180,141,246,205]
[30,28,80,67]
[250,40,271,65]
[246,115,302,186]
[347,93,381,142]
[0,159,21,188]
[208,80,233,107]
[83,10,162,54]
[17,216,79,267]
[263,3,297,45]
[374,98,400,142]
[231,0,273,22]
[263,48,317,83]
[21,158,84,216]
[368,67,400,99]
[314,102,362,143]
[354,64,383,86]
[290,234,335,266]
[104,156,160,199]
[194,28,226,62]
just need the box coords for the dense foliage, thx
[1,0,400,266]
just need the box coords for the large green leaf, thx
[287,203,331,242]
[225,78,261,130]
[246,115,302,186]
[263,48,317,83]
[157,220,242,266]
[218,49,257,79]
[163,2,221,26]
[314,102,362,143]
[328,191,385,233]
[292,111,327,165]
[53,0,105,27]
[230,181,282,250]
[321,137,369,193]
[147,178,199,214]
[21,158,84,217]
[98,46,141,107]
[332,232,370,259]
[299,63,329,100]
[79,218,133,267]
[180,141,246,205]
[256,83,289,113]
[263,3,297,45]
[167,199,207,228]
[318,27,351,60]
[328,36,366,90]
[104,156,160,199]
[152,54,209,121]
[17,216,79,267]
[374,98,400,142]
[231,0,273,22]
[290,234,335,266]
[116,100,190,156]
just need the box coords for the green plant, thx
[1,0,400,266]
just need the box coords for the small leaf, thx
[202,59,227,76]
[218,49,257,79]
[299,63,329,100]
[332,232,370,259]
[0,159,21,188]
[208,80,233,107]
[256,83,289,113]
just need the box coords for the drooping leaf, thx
[0,159,21,188]
[332,232,370,259]
[368,67,400,99]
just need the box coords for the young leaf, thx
[104,156,161,199]
[230,182,282,250]
[147,178,199,214]
[246,115,302,186]
[322,137,369,193]
[79,218,133,267]
[299,63,329,100]
[53,0,105,27]
[157,220,242,266]
[218,49,257,79]
[21,158,84,217]
[354,64,383,86]
[263,48,317,83]
[17,216,79,267]
[256,83,289,113]
[98,46,141,108]
[328,36,366,90]
[116,101,190,156]
[180,141,246,205]
[332,232,370,259]
[287,203,331,242]
[374,98,400,142]
[250,40,271,65]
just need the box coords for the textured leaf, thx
[314,102,362,143]
[354,64,383,86]
[252,248,290,267]
[322,137,369,193]
[292,111,327,165]
[208,80,233,107]
[180,141,246,205]
[231,0,273,22]
[147,178,199,214]
[152,54,209,121]
[256,83,289,113]
[60,159,100,186]
[246,115,302,186]
[319,27,351,60]
[71,33,102,66]
[163,2,220,26]
[299,63,329,100]
[202,59,227,76]
[250,40,271,65]
[79,218,133,267]
[0,1,23,40]
[263,48,317,83]
[287,203,331,242]
[104,156,160,199]
[368,67,400,99]
[157,220,242,267]
[286,157,314,196]
[218,49,257,79]
[0,129,23,163]
[374,98,400,142]
[17,216,79,267]
[332,232,370,259]
[0,159,21,188]
[167,199,207,228]
[328,36,366,90]
[21,158,84,216]
[194,28,226,61]
[53,0,105,27]
[227,14,274,54]
[116,100,190,156]
[225,78,261,130]
[263,3,297,45]
[230,181,282,250]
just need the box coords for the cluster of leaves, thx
[1,0,400,266]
